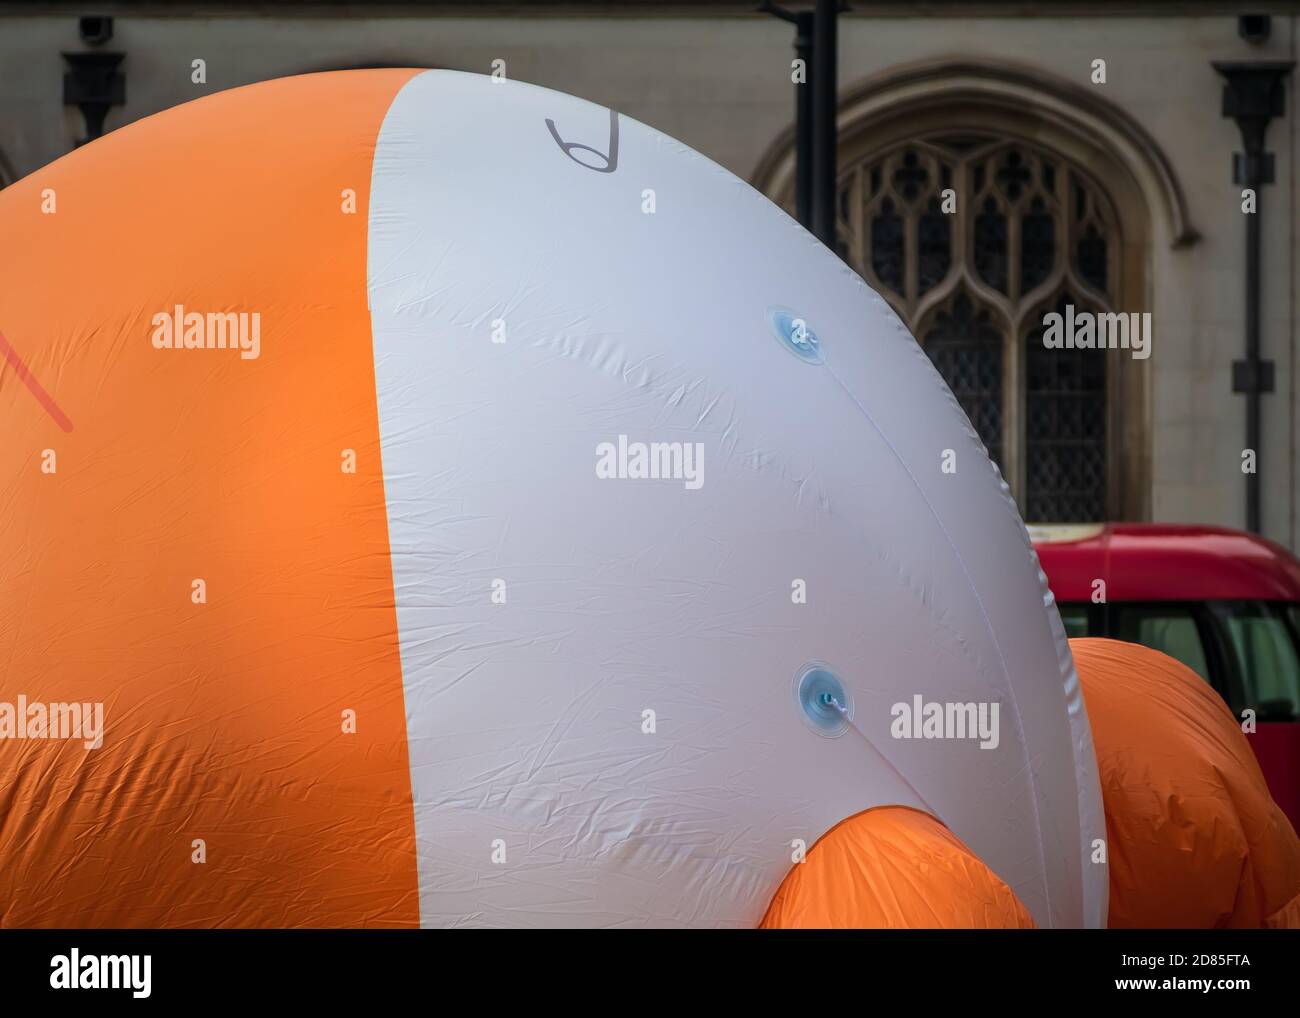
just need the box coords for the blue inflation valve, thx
[794,663,852,737]
[768,307,823,364]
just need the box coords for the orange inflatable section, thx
[1072,638,1300,928]
[0,71,422,926]
[759,806,1036,928]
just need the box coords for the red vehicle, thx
[1030,522,1300,831]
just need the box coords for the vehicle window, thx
[1057,602,1090,638]
[1219,602,1300,722]
[1113,605,1210,682]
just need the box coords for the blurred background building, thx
[1,1,1297,548]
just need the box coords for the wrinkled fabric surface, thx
[1071,638,1300,928]
[759,806,1036,928]
[0,67,1106,928]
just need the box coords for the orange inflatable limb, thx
[1071,637,1300,928]
[759,806,1036,929]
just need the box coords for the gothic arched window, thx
[835,134,1122,522]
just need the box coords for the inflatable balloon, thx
[0,69,1105,928]
[1072,638,1300,928]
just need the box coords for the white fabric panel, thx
[366,69,1106,928]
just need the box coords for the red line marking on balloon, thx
[0,328,74,433]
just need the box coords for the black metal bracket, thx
[1239,14,1271,45]
[62,50,125,147]
[759,2,849,21]
[1213,61,1293,185]
[79,15,114,46]
[759,2,802,25]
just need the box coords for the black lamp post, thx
[761,4,814,228]
[809,0,838,248]
[1211,59,1294,534]
[762,1,844,250]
